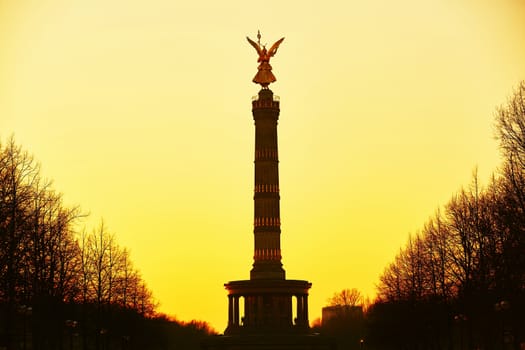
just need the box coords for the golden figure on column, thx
[247,31,285,88]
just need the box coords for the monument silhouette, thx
[204,33,334,350]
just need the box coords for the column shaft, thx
[296,295,303,325]
[303,295,309,324]
[234,296,240,326]
[228,296,233,326]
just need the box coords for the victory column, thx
[204,32,334,350]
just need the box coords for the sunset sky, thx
[1,0,525,331]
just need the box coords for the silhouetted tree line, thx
[313,83,525,350]
[368,82,525,349]
[0,137,214,349]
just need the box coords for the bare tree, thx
[495,81,525,225]
[494,81,525,299]
[495,81,525,170]
[0,137,41,349]
[372,83,525,349]
[422,210,453,300]
[0,137,160,349]
[328,288,364,307]
[377,259,403,301]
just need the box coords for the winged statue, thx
[247,31,285,88]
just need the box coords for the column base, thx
[224,279,311,336]
[250,262,286,280]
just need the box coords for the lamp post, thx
[100,328,108,350]
[453,314,467,350]
[18,305,32,350]
[65,320,78,350]
[494,300,511,350]
[121,335,130,350]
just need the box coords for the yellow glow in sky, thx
[1,0,525,331]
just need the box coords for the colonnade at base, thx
[224,279,311,335]
[227,294,309,329]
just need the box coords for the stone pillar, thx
[303,295,309,325]
[295,294,309,327]
[228,295,233,326]
[296,295,303,325]
[257,296,263,326]
[287,295,293,325]
[234,296,240,326]
[273,297,280,326]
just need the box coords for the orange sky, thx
[1,0,525,331]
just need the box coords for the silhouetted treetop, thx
[375,81,525,350]
[0,136,162,349]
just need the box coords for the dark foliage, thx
[315,83,525,350]
[0,137,214,349]
[371,82,525,349]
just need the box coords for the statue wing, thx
[246,36,263,56]
[268,37,285,57]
